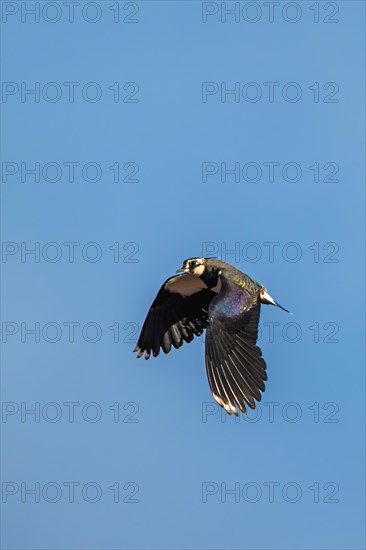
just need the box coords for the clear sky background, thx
[1,1,365,549]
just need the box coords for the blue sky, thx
[1,1,365,549]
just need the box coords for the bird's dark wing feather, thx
[205,301,267,415]
[134,273,217,359]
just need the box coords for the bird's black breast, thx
[199,269,219,290]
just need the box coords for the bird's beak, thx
[176,267,187,273]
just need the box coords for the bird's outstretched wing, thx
[205,301,267,415]
[134,273,217,359]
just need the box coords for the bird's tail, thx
[260,289,292,314]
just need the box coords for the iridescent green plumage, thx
[200,259,263,295]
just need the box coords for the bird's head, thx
[176,257,207,277]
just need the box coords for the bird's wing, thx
[134,273,217,359]
[205,300,267,415]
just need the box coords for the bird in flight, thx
[134,258,289,415]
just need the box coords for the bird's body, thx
[206,261,259,320]
[134,258,289,415]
